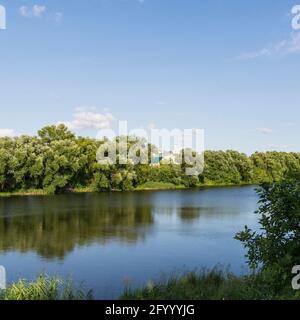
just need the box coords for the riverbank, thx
[0,188,93,197]
[1,269,297,300]
[0,189,48,197]
[0,182,256,198]
[121,269,298,300]
[0,275,93,300]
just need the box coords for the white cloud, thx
[60,108,115,130]
[237,33,300,60]
[257,128,273,135]
[19,5,46,18]
[19,6,29,17]
[33,5,46,17]
[0,129,15,138]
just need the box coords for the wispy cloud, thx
[237,48,271,60]
[266,144,295,151]
[19,5,46,18]
[237,33,300,60]
[19,5,63,26]
[281,122,295,127]
[256,128,273,135]
[59,108,115,130]
[0,129,15,138]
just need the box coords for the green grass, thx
[73,186,93,193]
[0,275,93,300]
[0,182,257,197]
[121,269,299,300]
[1,270,298,300]
[0,189,48,197]
[135,181,185,190]
[0,183,182,197]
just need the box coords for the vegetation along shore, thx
[1,124,300,196]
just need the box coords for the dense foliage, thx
[236,180,300,293]
[1,125,300,194]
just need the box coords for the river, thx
[0,186,259,299]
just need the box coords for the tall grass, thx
[121,268,298,300]
[1,270,298,300]
[0,275,93,300]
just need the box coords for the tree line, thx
[0,124,300,194]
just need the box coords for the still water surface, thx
[0,186,259,298]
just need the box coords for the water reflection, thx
[0,193,154,259]
[0,187,260,298]
[0,187,258,262]
[177,207,203,222]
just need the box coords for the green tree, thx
[235,180,300,290]
[1,124,300,194]
[92,172,111,192]
[38,124,75,143]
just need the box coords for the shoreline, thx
[0,182,256,198]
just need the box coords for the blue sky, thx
[0,0,299,154]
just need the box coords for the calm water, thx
[0,186,259,299]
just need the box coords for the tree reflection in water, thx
[0,193,154,259]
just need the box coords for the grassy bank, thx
[0,189,48,197]
[135,181,186,190]
[121,269,299,300]
[0,182,255,198]
[0,275,93,300]
[1,269,298,300]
